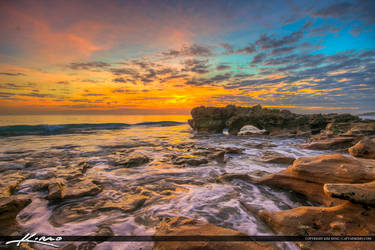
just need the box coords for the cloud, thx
[18,93,53,98]
[0,82,36,89]
[82,93,105,97]
[216,64,231,70]
[250,53,267,65]
[312,2,352,18]
[110,68,139,77]
[182,59,211,74]
[162,44,214,57]
[112,89,138,94]
[68,61,111,70]
[0,72,26,76]
[255,31,304,49]
[270,46,297,56]
[112,77,127,83]
[311,0,375,25]
[236,43,257,54]
[56,81,70,84]
[0,92,16,97]
[254,21,311,50]
[220,43,235,54]
[220,42,256,55]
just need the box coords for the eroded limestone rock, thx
[237,125,266,136]
[349,138,375,159]
[154,216,277,250]
[242,202,375,250]
[324,181,375,205]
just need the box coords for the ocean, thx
[0,115,333,249]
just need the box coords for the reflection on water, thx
[0,117,326,249]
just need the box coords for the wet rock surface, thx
[238,125,266,136]
[47,178,102,200]
[258,151,296,164]
[115,151,151,168]
[234,154,375,206]
[243,202,375,250]
[0,195,32,234]
[302,136,358,150]
[0,195,32,221]
[2,116,375,249]
[349,137,375,159]
[324,181,375,205]
[154,216,277,250]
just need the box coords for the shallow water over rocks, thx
[0,123,329,249]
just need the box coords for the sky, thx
[0,0,374,115]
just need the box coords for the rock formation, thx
[189,105,361,136]
[242,202,375,250]
[238,125,266,135]
[349,138,375,159]
[154,216,277,250]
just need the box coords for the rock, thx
[189,106,234,133]
[16,179,50,193]
[189,105,360,135]
[208,150,226,163]
[172,156,208,166]
[0,171,30,198]
[258,151,295,164]
[116,152,150,168]
[268,129,296,138]
[47,179,102,200]
[98,193,147,212]
[47,179,65,200]
[78,162,91,174]
[154,216,277,250]
[96,225,114,239]
[243,142,276,149]
[63,179,102,200]
[251,170,270,177]
[346,122,375,136]
[59,244,77,250]
[237,125,266,136]
[349,138,375,159]
[252,154,375,205]
[302,136,357,150]
[49,192,147,227]
[78,242,96,250]
[242,202,375,250]
[216,173,255,183]
[224,147,244,154]
[326,122,354,135]
[324,181,375,205]
[0,195,31,223]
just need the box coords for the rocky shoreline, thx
[191,105,375,249]
[1,105,375,249]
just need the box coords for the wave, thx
[0,121,185,137]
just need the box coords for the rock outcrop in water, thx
[324,181,375,205]
[189,104,361,136]
[349,138,375,159]
[253,154,375,206]
[238,152,375,249]
[115,151,151,168]
[154,216,277,250]
[242,202,375,250]
[46,178,102,200]
[257,151,296,165]
[238,125,266,135]
[303,120,375,151]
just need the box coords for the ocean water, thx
[0,115,329,249]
